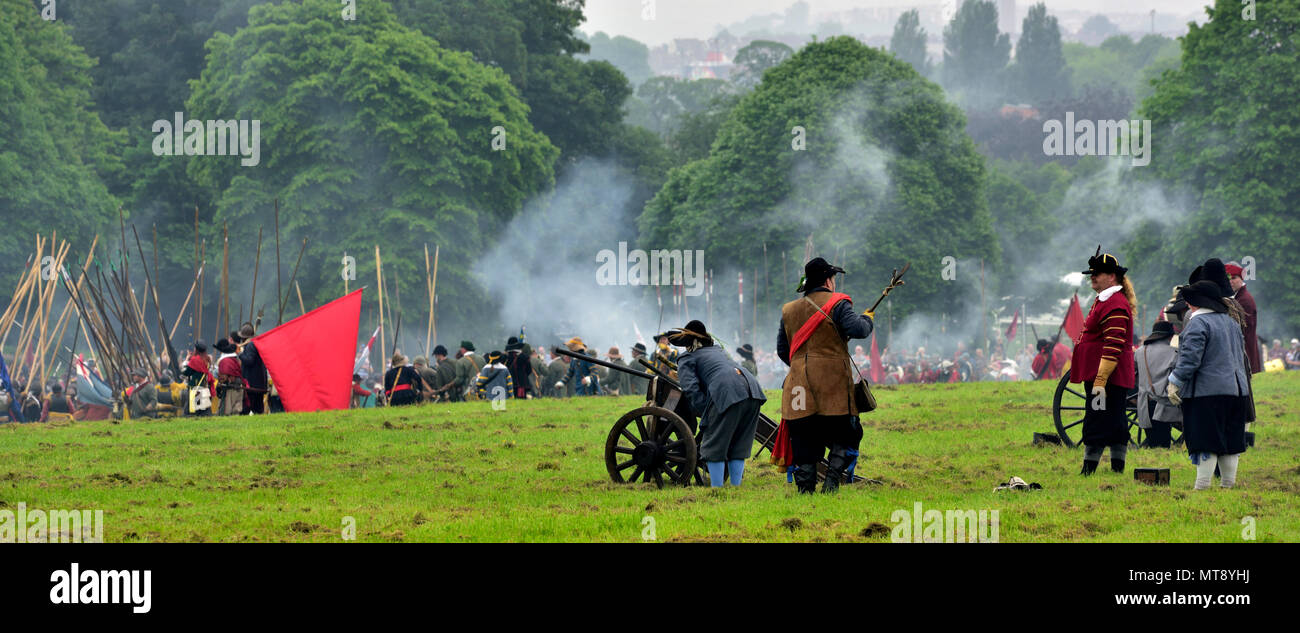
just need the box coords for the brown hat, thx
[391,352,407,366]
[607,346,622,359]
[238,322,256,340]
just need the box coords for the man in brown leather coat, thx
[776,257,874,493]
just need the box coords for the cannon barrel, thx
[636,357,683,390]
[553,347,657,381]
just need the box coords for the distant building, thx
[998,0,1017,36]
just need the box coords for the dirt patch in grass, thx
[860,522,891,538]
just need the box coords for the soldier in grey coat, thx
[671,320,766,487]
[1167,281,1251,490]
[1136,320,1181,448]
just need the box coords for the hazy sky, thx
[584,0,1211,45]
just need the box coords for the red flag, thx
[1063,293,1085,343]
[254,289,363,412]
[869,332,882,383]
[1004,308,1019,343]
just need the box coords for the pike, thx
[134,225,182,380]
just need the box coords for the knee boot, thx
[1080,459,1098,476]
[1110,458,1125,473]
[794,464,818,494]
[822,445,852,493]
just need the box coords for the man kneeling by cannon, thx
[667,321,766,487]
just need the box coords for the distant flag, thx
[632,322,646,346]
[72,355,112,408]
[869,332,882,384]
[1063,293,1085,344]
[355,325,380,373]
[1004,308,1020,343]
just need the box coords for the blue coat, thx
[678,345,766,428]
[1168,311,1251,398]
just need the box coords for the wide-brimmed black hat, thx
[666,320,711,347]
[214,339,236,354]
[798,257,846,292]
[1144,320,1175,344]
[1082,246,1127,276]
[631,342,647,356]
[1178,280,1228,313]
[1199,258,1232,298]
[432,344,448,357]
[1036,338,1051,353]
[737,343,754,360]
[505,336,524,351]
[486,350,503,364]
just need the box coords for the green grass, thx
[2,373,1297,542]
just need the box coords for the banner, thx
[1005,308,1019,343]
[1063,293,1085,344]
[255,289,363,412]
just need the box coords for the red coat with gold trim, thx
[1070,289,1135,388]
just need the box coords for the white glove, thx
[1167,382,1182,406]
[554,381,565,389]
[581,376,592,386]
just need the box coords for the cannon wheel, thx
[605,406,698,488]
[1052,369,1183,448]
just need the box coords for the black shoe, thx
[1111,458,1125,473]
[1080,459,1098,476]
[794,464,818,494]
[822,445,852,493]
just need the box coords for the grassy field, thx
[2,372,1297,542]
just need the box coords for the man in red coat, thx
[1071,248,1136,475]
[1225,261,1261,373]
[1031,338,1070,380]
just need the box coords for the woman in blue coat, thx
[1166,281,1251,490]
[670,321,766,487]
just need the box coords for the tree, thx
[627,77,738,138]
[0,0,121,288]
[640,37,999,322]
[942,0,1012,108]
[1138,0,1300,328]
[185,0,558,337]
[582,31,653,87]
[731,40,795,90]
[1077,15,1120,47]
[1009,3,1070,104]
[890,9,931,77]
[392,0,627,163]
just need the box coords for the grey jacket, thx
[1136,339,1181,426]
[1168,311,1251,399]
[678,345,766,428]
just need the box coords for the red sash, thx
[386,383,411,396]
[789,292,851,356]
[772,292,852,468]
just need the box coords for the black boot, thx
[1080,459,1098,476]
[822,445,852,493]
[1111,458,1125,473]
[794,464,818,494]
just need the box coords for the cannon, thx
[1051,368,1183,448]
[555,347,871,488]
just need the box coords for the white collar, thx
[1188,307,1214,321]
[218,353,238,361]
[1097,285,1123,302]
